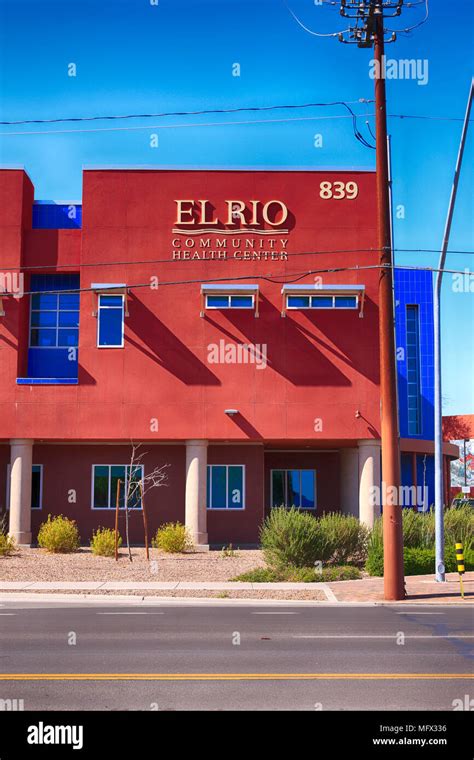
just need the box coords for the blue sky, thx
[0,0,472,414]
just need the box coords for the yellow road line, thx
[0,673,472,681]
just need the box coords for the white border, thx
[207,464,246,510]
[270,468,317,510]
[91,464,144,510]
[97,294,125,348]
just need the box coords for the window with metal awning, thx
[200,283,260,317]
[280,284,366,318]
[90,283,130,317]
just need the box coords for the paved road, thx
[0,600,472,710]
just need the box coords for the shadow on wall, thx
[205,294,379,386]
[125,294,221,386]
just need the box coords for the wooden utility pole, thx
[338,0,405,599]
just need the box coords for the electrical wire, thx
[2,249,474,273]
[2,263,472,298]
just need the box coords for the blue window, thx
[271,469,316,509]
[286,294,358,310]
[334,296,357,308]
[406,305,422,435]
[98,294,124,347]
[311,296,333,308]
[207,465,244,509]
[27,274,79,379]
[92,464,143,509]
[287,296,310,309]
[206,294,253,309]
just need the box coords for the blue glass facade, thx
[394,268,435,507]
[32,202,82,229]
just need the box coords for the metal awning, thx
[200,283,260,317]
[280,283,366,318]
[91,283,129,316]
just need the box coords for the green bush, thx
[444,504,473,552]
[0,532,16,557]
[232,564,361,583]
[402,509,435,548]
[318,512,369,565]
[260,507,331,569]
[365,543,474,577]
[151,522,192,553]
[90,527,121,557]
[37,515,80,553]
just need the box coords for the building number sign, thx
[319,181,359,200]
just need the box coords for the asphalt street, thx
[0,600,472,711]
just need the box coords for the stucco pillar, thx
[9,439,33,546]
[185,440,209,549]
[339,448,359,517]
[358,439,381,528]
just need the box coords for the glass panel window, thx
[207,465,244,509]
[98,294,124,347]
[228,466,243,508]
[311,296,333,308]
[334,296,357,308]
[206,294,254,309]
[287,470,301,508]
[271,470,285,508]
[31,465,42,510]
[29,275,80,349]
[229,295,253,308]
[405,305,422,435]
[271,469,316,510]
[206,295,230,308]
[287,295,310,309]
[92,464,143,509]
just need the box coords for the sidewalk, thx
[0,572,471,604]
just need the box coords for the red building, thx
[0,167,409,546]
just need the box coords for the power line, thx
[3,263,472,298]
[0,100,369,127]
[3,248,474,273]
[1,112,471,138]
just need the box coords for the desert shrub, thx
[318,512,369,565]
[37,515,80,553]
[232,564,361,583]
[90,527,121,557]
[0,532,16,557]
[151,522,192,553]
[365,543,474,577]
[444,504,473,552]
[260,507,331,569]
[402,509,435,548]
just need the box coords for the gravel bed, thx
[0,588,326,600]
[0,547,266,582]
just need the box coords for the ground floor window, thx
[91,465,143,509]
[271,469,316,509]
[207,465,244,509]
[5,464,43,510]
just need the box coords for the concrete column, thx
[339,448,359,517]
[9,439,33,545]
[358,439,381,528]
[185,439,209,549]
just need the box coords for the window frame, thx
[5,464,43,510]
[205,294,255,311]
[285,294,359,311]
[29,290,80,349]
[97,293,125,349]
[206,464,246,510]
[90,464,144,510]
[405,304,422,435]
[270,468,317,510]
